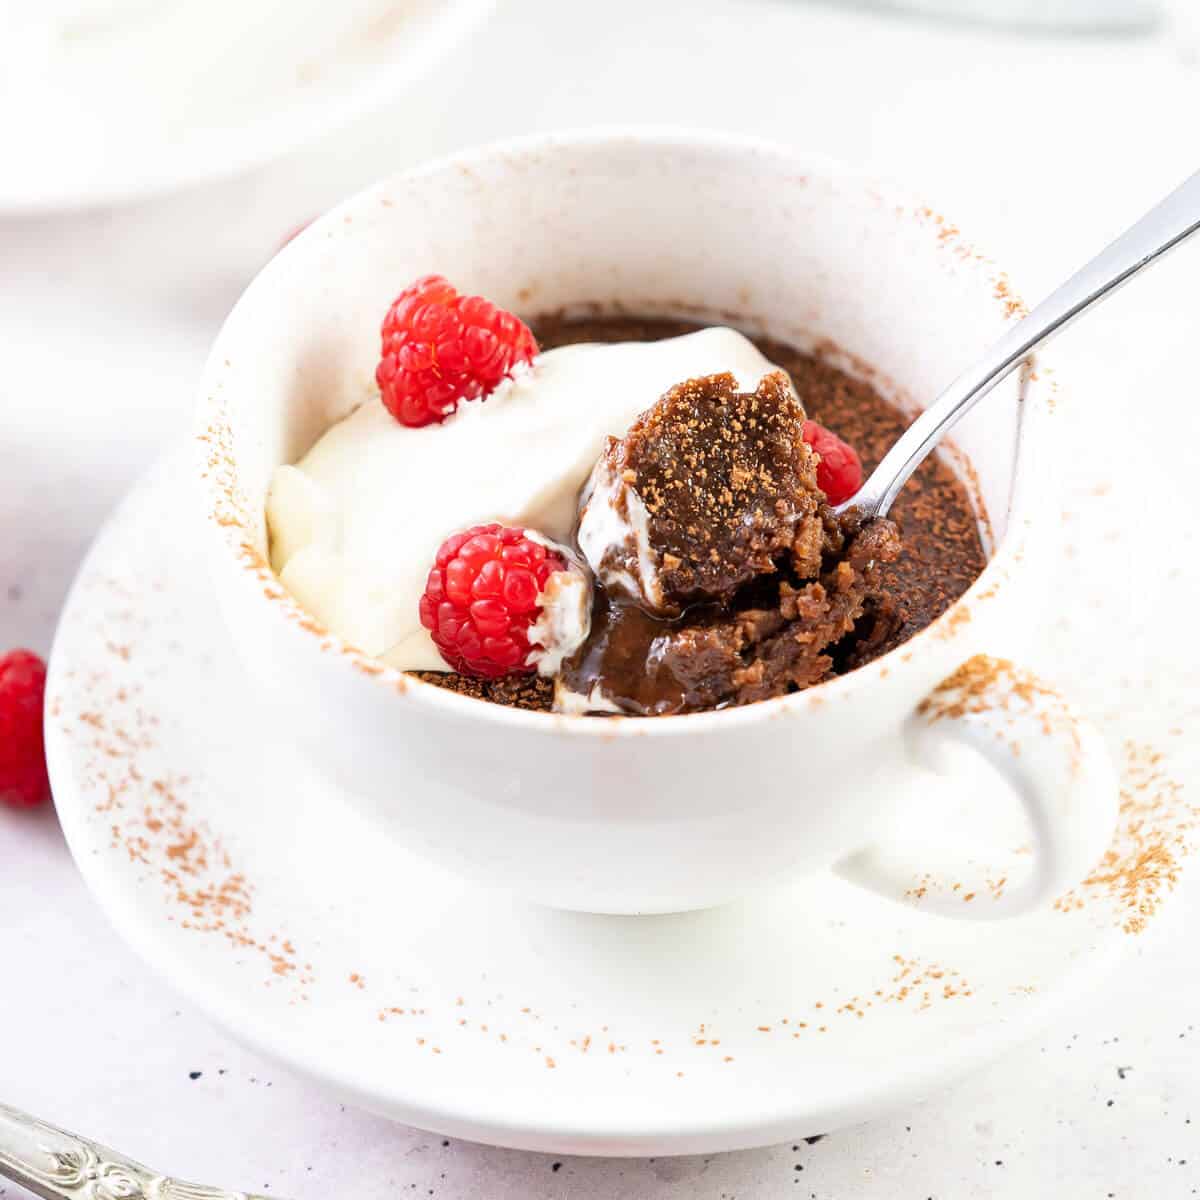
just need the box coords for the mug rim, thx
[196,126,1048,740]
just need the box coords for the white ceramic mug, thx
[197,130,1118,916]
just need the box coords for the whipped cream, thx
[553,680,625,716]
[577,461,665,612]
[526,562,592,677]
[266,328,787,670]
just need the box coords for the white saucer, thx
[45,450,1197,1156]
[0,0,492,213]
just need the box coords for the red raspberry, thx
[419,525,568,678]
[803,420,863,506]
[0,649,50,810]
[376,275,538,427]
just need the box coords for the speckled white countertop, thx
[2,1,1199,1196]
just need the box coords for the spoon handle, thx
[846,167,1200,520]
[0,1100,267,1200]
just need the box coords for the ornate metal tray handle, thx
[0,1102,267,1200]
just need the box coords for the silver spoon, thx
[0,1100,260,1200]
[840,167,1200,520]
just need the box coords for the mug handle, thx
[836,656,1119,920]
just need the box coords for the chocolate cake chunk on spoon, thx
[560,371,901,715]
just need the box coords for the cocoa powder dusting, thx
[1056,741,1198,934]
[916,657,1195,934]
[60,585,315,997]
[918,653,1081,752]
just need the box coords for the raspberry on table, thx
[376,275,538,427]
[802,420,863,506]
[419,525,573,678]
[0,649,50,810]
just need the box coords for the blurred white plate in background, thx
[0,0,494,213]
[875,0,1159,30]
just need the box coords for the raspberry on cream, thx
[418,524,584,678]
[377,275,538,427]
[266,327,788,671]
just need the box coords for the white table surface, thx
[2,1,1199,1196]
